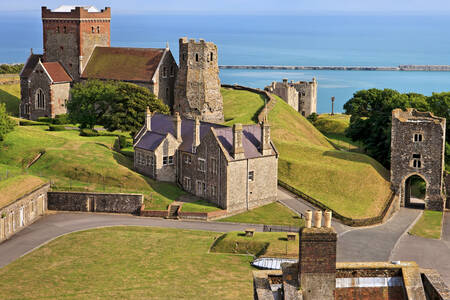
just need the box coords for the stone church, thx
[19,5,224,123]
[133,109,278,212]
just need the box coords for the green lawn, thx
[222,87,265,126]
[0,226,255,299]
[211,231,299,258]
[0,125,187,211]
[409,210,443,239]
[0,83,20,116]
[219,202,304,227]
[222,89,392,219]
[181,199,221,213]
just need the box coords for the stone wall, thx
[23,62,52,120]
[421,269,450,300]
[174,37,224,123]
[155,50,178,107]
[444,172,450,209]
[48,191,143,214]
[49,82,70,117]
[0,183,50,243]
[391,109,446,211]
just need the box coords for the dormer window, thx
[414,133,423,142]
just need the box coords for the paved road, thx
[0,212,264,268]
[391,211,450,285]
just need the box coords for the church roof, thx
[42,62,73,83]
[20,54,43,78]
[81,47,166,83]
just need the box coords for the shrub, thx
[306,113,318,124]
[118,135,131,149]
[79,128,100,137]
[19,119,47,126]
[54,114,70,125]
[37,117,53,124]
[48,125,68,131]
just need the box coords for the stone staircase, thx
[167,203,181,219]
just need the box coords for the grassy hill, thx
[0,82,20,116]
[222,88,391,219]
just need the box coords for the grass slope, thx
[0,227,254,299]
[221,87,265,126]
[0,125,185,210]
[222,89,391,219]
[409,210,443,239]
[0,83,20,116]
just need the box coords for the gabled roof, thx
[20,54,43,78]
[42,62,72,83]
[81,47,167,83]
[135,114,276,160]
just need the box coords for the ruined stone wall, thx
[391,109,446,211]
[42,6,111,80]
[49,82,70,117]
[47,191,143,214]
[270,81,298,109]
[174,37,224,123]
[0,183,49,243]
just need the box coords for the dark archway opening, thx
[404,175,426,209]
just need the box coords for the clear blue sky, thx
[0,0,449,15]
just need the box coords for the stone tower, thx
[41,6,111,81]
[391,109,446,211]
[174,37,224,123]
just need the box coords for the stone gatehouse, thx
[133,109,278,212]
[265,78,317,117]
[0,183,50,243]
[390,108,446,211]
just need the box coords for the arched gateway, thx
[390,109,446,211]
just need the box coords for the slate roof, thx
[42,62,72,83]
[135,114,275,159]
[81,47,166,83]
[20,54,43,78]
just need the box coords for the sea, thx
[1,13,450,113]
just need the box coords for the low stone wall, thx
[139,204,227,220]
[278,180,396,227]
[0,183,50,243]
[48,191,143,214]
[421,269,450,300]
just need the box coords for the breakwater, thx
[219,65,450,71]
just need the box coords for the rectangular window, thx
[162,67,167,78]
[163,156,168,166]
[211,158,217,174]
[414,133,423,142]
[184,154,192,164]
[211,185,217,197]
[198,158,206,172]
[146,155,151,166]
[170,65,175,77]
[184,177,191,191]
[168,156,173,165]
[248,171,254,182]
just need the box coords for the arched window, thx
[91,27,95,33]
[35,89,45,110]
[97,26,100,33]
[63,26,67,33]
[170,65,175,77]
[195,53,199,62]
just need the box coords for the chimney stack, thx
[298,210,337,300]
[233,123,245,159]
[146,107,152,131]
[192,117,200,152]
[260,111,271,155]
[174,112,182,142]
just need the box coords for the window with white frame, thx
[35,89,45,109]
[184,154,192,164]
[198,158,206,172]
[183,177,191,191]
[163,155,174,166]
[248,171,254,182]
[146,155,153,167]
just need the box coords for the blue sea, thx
[1,13,450,113]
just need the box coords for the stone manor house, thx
[133,109,279,212]
[19,5,224,123]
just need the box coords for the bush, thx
[118,135,131,149]
[54,114,70,125]
[79,128,100,137]
[19,119,47,126]
[37,117,53,124]
[48,125,68,131]
[306,113,318,124]
[0,64,24,74]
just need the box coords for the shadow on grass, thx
[0,88,19,116]
[252,94,268,123]
[322,150,390,180]
[278,237,288,241]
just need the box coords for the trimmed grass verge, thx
[409,210,443,239]
[218,202,304,227]
[211,231,298,258]
[0,227,255,299]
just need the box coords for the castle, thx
[133,109,278,212]
[265,78,317,117]
[19,6,224,123]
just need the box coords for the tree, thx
[0,103,15,141]
[68,80,117,129]
[102,82,170,136]
[344,89,430,167]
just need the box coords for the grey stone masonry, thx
[391,109,446,211]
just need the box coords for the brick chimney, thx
[233,123,245,159]
[192,117,200,152]
[298,210,337,300]
[146,106,151,131]
[260,111,271,155]
[174,112,182,142]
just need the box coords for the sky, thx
[0,0,450,15]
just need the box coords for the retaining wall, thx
[139,204,227,220]
[48,191,143,214]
